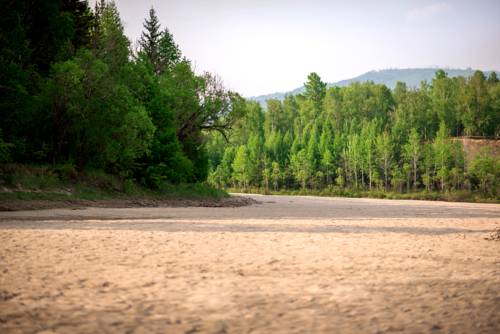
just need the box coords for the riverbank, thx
[0,164,257,211]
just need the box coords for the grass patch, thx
[0,191,72,201]
[156,183,229,200]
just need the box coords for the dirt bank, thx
[0,195,258,212]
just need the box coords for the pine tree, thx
[95,1,130,73]
[158,28,181,73]
[139,7,162,72]
[304,72,326,114]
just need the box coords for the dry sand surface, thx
[0,194,499,334]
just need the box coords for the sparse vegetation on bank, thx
[0,164,229,206]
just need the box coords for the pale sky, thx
[97,0,500,97]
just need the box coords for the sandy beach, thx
[0,194,499,333]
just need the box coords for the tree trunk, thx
[413,159,417,190]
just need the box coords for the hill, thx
[250,68,498,107]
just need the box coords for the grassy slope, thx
[0,164,228,202]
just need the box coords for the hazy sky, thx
[99,0,500,96]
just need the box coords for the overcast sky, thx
[98,0,500,97]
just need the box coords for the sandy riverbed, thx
[0,194,499,333]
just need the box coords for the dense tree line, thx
[207,71,499,196]
[1,0,498,197]
[0,0,241,187]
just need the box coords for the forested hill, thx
[250,68,499,106]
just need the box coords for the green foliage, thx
[403,128,421,189]
[271,161,281,190]
[433,122,453,191]
[376,130,392,189]
[93,1,130,73]
[460,71,495,136]
[138,7,181,74]
[0,164,228,201]
[469,150,499,196]
[291,149,312,189]
[158,28,181,73]
[0,130,14,163]
[40,50,155,172]
[139,7,162,71]
[1,1,240,192]
[232,146,252,189]
[207,70,499,201]
[2,1,498,202]
[304,72,326,113]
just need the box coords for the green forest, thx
[1,1,499,201]
[1,0,243,190]
[208,71,499,199]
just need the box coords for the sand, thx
[0,194,499,333]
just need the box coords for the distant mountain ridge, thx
[249,68,498,107]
